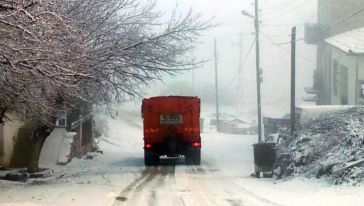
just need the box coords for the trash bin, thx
[253,143,277,178]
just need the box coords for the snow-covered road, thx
[1,104,364,206]
[102,106,279,206]
[110,158,279,206]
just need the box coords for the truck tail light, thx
[192,142,201,148]
[145,143,152,149]
[145,128,159,133]
[185,128,198,132]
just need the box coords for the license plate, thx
[160,114,183,125]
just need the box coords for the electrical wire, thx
[261,23,305,27]
[262,0,304,16]
[262,0,293,11]
[275,6,364,45]
[262,0,312,22]
[221,38,256,90]
[304,12,318,22]
[260,31,316,64]
[217,22,253,27]
[259,8,319,38]
[299,0,329,23]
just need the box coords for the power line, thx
[259,23,305,39]
[263,0,310,21]
[262,0,312,22]
[262,0,293,11]
[260,31,315,64]
[217,22,252,27]
[262,0,305,16]
[261,23,305,27]
[300,0,329,23]
[259,8,318,38]
[304,12,318,22]
[213,32,253,38]
[222,38,256,90]
[275,6,364,45]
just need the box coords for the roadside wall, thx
[0,117,22,166]
[38,128,67,168]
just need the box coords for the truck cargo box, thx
[142,96,201,165]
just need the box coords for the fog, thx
[147,0,318,117]
[3,1,364,205]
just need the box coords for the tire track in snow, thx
[112,167,156,206]
[174,164,216,206]
[167,158,276,206]
[223,178,282,206]
[112,165,176,206]
[112,156,281,206]
[199,157,282,206]
[146,166,175,206]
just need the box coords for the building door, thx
[340,66,349,105]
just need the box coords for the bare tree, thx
[0,0,210,171]
[0,0,92,171]
[1,0,210,122]
[0,0,91,124]
[65,0,210,104]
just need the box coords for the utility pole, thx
[214,39,220,132]
[290,27,297,134]
[254,0,263,143]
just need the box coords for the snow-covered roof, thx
[295,105,355,124]
[325,27,364,55]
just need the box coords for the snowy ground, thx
[0,103,364,206]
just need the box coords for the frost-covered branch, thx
[0,0,211,125]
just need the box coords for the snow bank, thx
[296,105,353,125]
[278,106,364,185]
[39,128,70,168]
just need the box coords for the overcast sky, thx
[148,0,318,116]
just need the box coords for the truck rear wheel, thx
[185,148,201,165]
[144,150,159,166]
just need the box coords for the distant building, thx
[305,0,364,105]
[325,29,364,105]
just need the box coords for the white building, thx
[324,27,364,105]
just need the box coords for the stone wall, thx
[0,117,22,167]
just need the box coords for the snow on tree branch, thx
[0,0,211,125]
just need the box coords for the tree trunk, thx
[27,125,53,173]
[0,107,7,124]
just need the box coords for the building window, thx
[56,113,67,128]
[57,119,66,127]
[340,66,348,105]
[333,59,339,96]
[360,81,364,99]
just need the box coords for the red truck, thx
[141,96,201,166]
